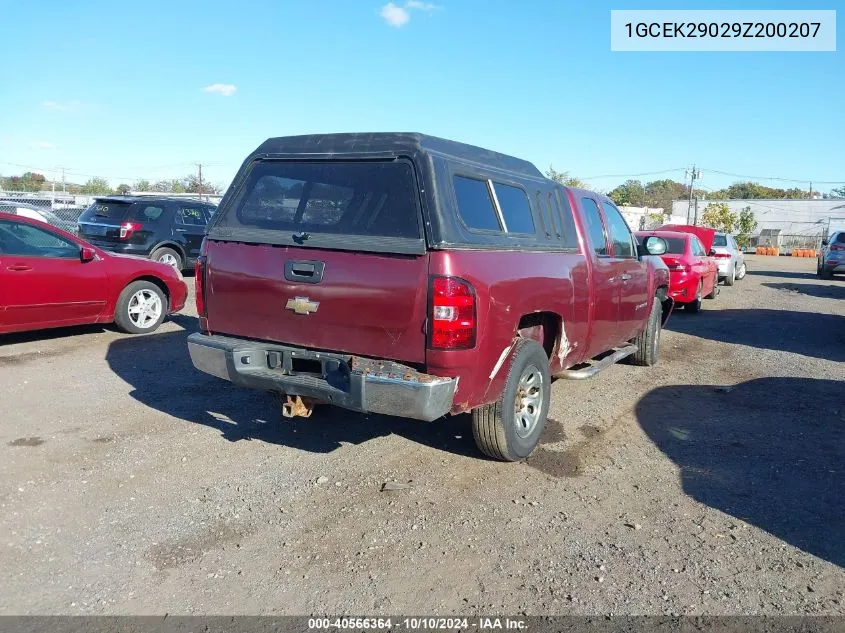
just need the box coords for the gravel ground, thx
[0,255,843,616]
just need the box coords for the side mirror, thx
[641,235,668,256]
[80,246,97,262]
[708,249,717,257]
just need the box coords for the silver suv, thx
[711,232,746,286]
[817,230,845,279]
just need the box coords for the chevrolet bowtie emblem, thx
[285,296,319,315]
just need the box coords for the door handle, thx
[7,264,32,272]
[175,228,188,233]
[621,273,632,281]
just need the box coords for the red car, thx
[0,212,188,335]
[634,228,718,313]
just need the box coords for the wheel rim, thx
[158,253,179,269]
[738,263,746,279]
[514,365,544,439]
[128,289,163,329]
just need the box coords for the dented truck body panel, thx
[190,133,669,422]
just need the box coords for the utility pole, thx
[196,163,203,201]
[686,165,702,224]
[61,168,66,193]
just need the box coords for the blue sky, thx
[0,0,842,194]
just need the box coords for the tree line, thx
[544,167,844,205]
[0,171,221,196]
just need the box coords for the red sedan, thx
[0,212,188,335]
[634,228,719,313]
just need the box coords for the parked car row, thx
[633,223,748,314]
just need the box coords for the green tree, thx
[735,206,758,249]
[152,179,186,193]
[700,202,738,233]
[831,186,845,198]
[3,172,46,192]
[80,177,112,194]
[135,179,152,192]
[608,179,647,207]
[545,166,584,188]
[116,183,131,195]
[182,174,221,195]
[644,178,687,213]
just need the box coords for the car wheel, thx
[686,282,703,313]
[114,280,168,334]
[723,264,736,286]
[705,280,719,299]
[626,295,662,367]
[151,247,183,271]
[820,265,833,280]
[736,262,747,280]
[472,339,550,462]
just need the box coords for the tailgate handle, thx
[285,260,325,284]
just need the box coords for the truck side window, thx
[492,182,535,234]
[535,192,551,237]
[553,190,580,250]
[581,198,609,256]
[453,175,501,231]
[601,201,636,259]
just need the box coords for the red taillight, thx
[831,244,845,251]
[195,256,207,319]
[662,257,690,273]
[714,253,732,259]
[429,276,476,350]
[119,221,142,240]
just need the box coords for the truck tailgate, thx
[205,241,430,364]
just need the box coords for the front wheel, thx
[472,339,551,462]
[114,280,168,334]
[626,296,662,367]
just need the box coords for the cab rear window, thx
[216,160,422,239]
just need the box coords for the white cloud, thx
[41,100,83,111]
[30,141,57,150]
[380,3,410,27]
[203,83,237,97]
[380,1,439,27]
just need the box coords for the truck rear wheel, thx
[626,296,662,367]
[472,339,550,462]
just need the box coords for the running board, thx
[555,345,638,380]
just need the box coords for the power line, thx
[701,168,845,186]
[581,167,686,180]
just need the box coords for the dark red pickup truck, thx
[188,133,672,461]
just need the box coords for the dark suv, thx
[76,196,217,271]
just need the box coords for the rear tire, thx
[114,280,168,334]
[627,296,662,367]
[685,282,703,313]
[151,247,183,271]
[472,339,550,462]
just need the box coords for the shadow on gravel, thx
[637,377,844,568]
[0,323,106,346]
[105,320,481,459]
[745,269,818,280]
[666,308,845,362]
[763,282,845,300]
